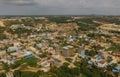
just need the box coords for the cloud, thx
[1,0,37,6]
[35,0,120,9]
[0,0,120,15]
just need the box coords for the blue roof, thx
[25,55,33,59]
[112,69,120,72]
[112,67,120,72]
[97,55,103,60]
[80,54,89,59]
[88,61,93,65]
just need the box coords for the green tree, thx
[13,70,21,77]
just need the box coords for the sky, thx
[0,0,120,15]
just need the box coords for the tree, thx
[3,63,10,72]
[0,73,6,77]
[0,34,6,40]
[13,70,21,77]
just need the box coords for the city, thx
[0,16,120,77]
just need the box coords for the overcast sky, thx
[0,0,120,15]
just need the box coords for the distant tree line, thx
[4,18,41,27]
[94,17,120,25]
[48,17,73,23]
[75,18,100,31]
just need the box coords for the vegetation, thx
[10,57,37,69]
[74,60,112,77]
[75,18,100,31]
[9,60,113,77]
[10,59,25,69]
[48,17,72,23]
[25,57,37,67]
[49,62,80,77]
[4,18,41,27]
[2,63,10,72]
[39,52,48,58]
[7,28,32,37]
[107,44,120,52]
[0,27,5,33]
[85,50,98,57]
[65,58,72,62]
[0,73,6,77]
[13,70,39,77]
[109,30,120,34]
[0,34,6,40]
[94,17,120,25]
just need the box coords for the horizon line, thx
[0,14,120,17]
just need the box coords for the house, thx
[0,51,6,58]
[11,51,28,59]
[0,61,3,65]
[25,55,33,59]
[112,64,120,72]
[51,43,59,48]
[4,59,14,65]
[47,47,55,55]
[36,43,42,49]
[53,39,59,43]
[79,54,89,59]
[77,47,85,54]
[29,46,36,52]
[68,35,74,42]
[49,58,62,67]
[61,45,74,57]
[98,59,108,68]
[113,52,120,57]
[88,61,93,65]
[6,72,14,77]
[7,46,22,52]
[40,59,50,68]
[97,55,103,61]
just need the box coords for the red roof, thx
[99,59,106,64]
